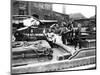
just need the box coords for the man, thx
[17,14,40,31]
[23,14,40,27]
[43,28,56,48]
[74,23,82,49]
[43,24,76,56]
[15,14,40,41]
[67,21,74,37]
[60,22,70,45]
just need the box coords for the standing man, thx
[60,22,70,45]
[67,21,74,37]
[74,23,82,50]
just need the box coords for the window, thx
[19,9,24,15]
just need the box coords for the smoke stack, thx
[62,5,66,14]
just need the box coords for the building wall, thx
[12,1,69,22]
[30,2,52,11]
[12,1,29,15]
[12,1,52,15]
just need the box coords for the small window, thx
[58,56,63,61]
[64,55,69,59]
[19,9,24,15]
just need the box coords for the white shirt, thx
[23,17,40,27]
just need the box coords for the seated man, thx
[17,14,40,31]
[43,28,57,48]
